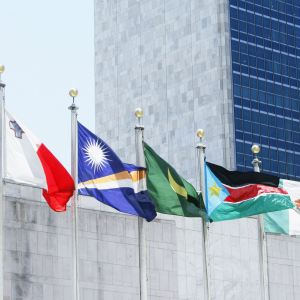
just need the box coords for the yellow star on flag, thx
[208,182,223,198]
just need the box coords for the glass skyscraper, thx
[230,0,300,180]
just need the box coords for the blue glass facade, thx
[230,0,300,179]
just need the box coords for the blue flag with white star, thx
[77,122,156,222]
[205,161,230,216]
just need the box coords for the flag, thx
[206,162,294,222]
[77,122,156,222]
[264,179,300,235]
[5,107,74,212]
[144,142,210,220]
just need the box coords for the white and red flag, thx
[5,107,74,212]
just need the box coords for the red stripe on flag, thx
[224,184,288,204]
[37,144,75,212]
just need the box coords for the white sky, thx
[0,0,95,172]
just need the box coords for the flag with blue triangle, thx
[205,161,230,216]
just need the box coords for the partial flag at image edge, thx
[264,179,300,235]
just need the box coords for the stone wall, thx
[267,234,300,299]
[3,182,178,300]
[4,182,300,299]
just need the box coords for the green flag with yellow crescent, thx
[144,142,210,220]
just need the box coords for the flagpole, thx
[134,108,148,300]
[0,64,6,300]
[251,144,269,300]
[69,88,80,300]
[196,129,210,300]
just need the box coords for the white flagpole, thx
[251,145,269,300]
[134,108,148,300]
[0,64,6,300]
[69,88,80,300]
[196,129,210,300]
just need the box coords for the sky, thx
[0,0,95,172]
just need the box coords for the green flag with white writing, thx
[144,142,210,220]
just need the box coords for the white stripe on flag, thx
[79,178,147,194]
[78,178,134,191]
[133,178,147,193]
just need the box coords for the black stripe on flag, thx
[206,162,279,188]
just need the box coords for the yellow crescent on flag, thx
[168,168,188,199]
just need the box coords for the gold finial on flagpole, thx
[251,144,260,154]
[69,88,78,106]
[69,88,78,98]
[68,88,79,110]
[135,108,143,126]
[196,129,205,138]
[135,108,143,118]
[0,64,5,74]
